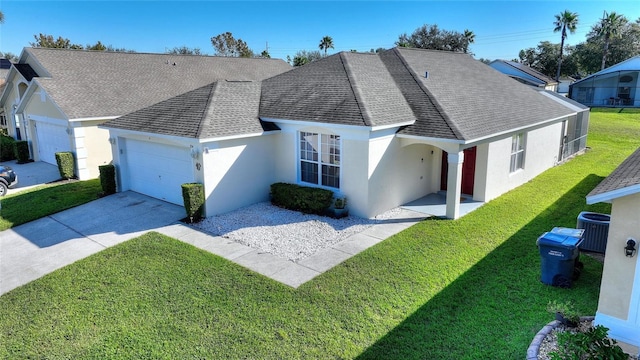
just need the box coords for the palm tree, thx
[463,29,475,54]
[0,10,5,24]
[319,36,334,56]
[553,10,579,81]
[596,11,627,70]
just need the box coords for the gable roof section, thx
[381,49,460,140]
[260,53,370,127]
[587,147,640,204]
[23,47,291,120]
[103,81,272,139]
[491,60,557,86]
[572,55,640,87]
[395,48,575,140]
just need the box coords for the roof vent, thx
[425,71,429,79]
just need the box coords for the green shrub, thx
[15,140,30,163]
[98,164,116,195]
[550,325,628,360]
[0,134,16,161]
[270,182,334,215]
[55,152,75,179]
[181,183,205,223]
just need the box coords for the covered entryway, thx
[33,120,72,165]
[122,139,194,205]
[440,147,477,195]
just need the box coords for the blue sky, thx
[0,1,639,62]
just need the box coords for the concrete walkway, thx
[1,191,427,295]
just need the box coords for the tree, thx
[319,36,334,56]
[0,10,5,24]
[167,46,202,55]
[553,10,579,81]
[210,32,254,58]
[396,24,474,53]
[292,50,323,67]
[30,33,83,49]
[0,51,18,62]
[595,11,628,70]
[86,41,107,51]
[260,50,270,58]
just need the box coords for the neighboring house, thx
[557,76,575,95]
[489,60,559,91]
[0,48,290,179]
[586,147,640,350]
[0,58,12,130]
[570,55,640,107]
[103,48,587,219]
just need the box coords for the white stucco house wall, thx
[0,48,291,179]
[586,147,640,353]
[570,55,640,107]
[102,48,586,219]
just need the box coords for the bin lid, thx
[537,231,583,248]
[550,227,584,239]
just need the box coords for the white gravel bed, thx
[191,202,402,261]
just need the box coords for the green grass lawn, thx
[1,109,639,359]
[0,179,102,231]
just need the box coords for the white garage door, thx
[124,139,194,205]
[34,121,72,165]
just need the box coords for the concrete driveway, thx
[0,191,185,295]
[1,160,61,196]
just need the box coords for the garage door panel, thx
[125,139,193,205]
[35,121,72,165]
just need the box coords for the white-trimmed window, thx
[510,133,525,173]
[299,131,340,188]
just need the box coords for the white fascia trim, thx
[107,128,197,147]
[586,184,640,204]
[27,114,68,127]
[0,68,21,104]
[260,117,411,132]
[468,114,576,144]
[70,116,119,123]
[397,113,575,148]
[199,131,276,143]
[396,133,464,145]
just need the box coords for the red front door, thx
[440,147,477,195]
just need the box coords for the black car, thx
[0,165,18,196]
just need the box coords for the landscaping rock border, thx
[527,316,594,360]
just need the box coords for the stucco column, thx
[446,151,464,219]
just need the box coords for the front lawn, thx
[1,109,639,358]
[0,179,102,231]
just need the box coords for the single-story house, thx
[570,55,640,107]
[586,147,640,351]
[0,48,290,179]
[103,47,588,219]
[489,60,558,91]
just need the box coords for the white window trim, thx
[510,133,525,174]
[298,131,341,189]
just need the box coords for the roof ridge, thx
[196,82,219,138]
[389,48,465,139]
[340,53,372,127]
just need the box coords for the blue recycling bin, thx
[536,227,584,288]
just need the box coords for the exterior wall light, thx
[624,238,636,257]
